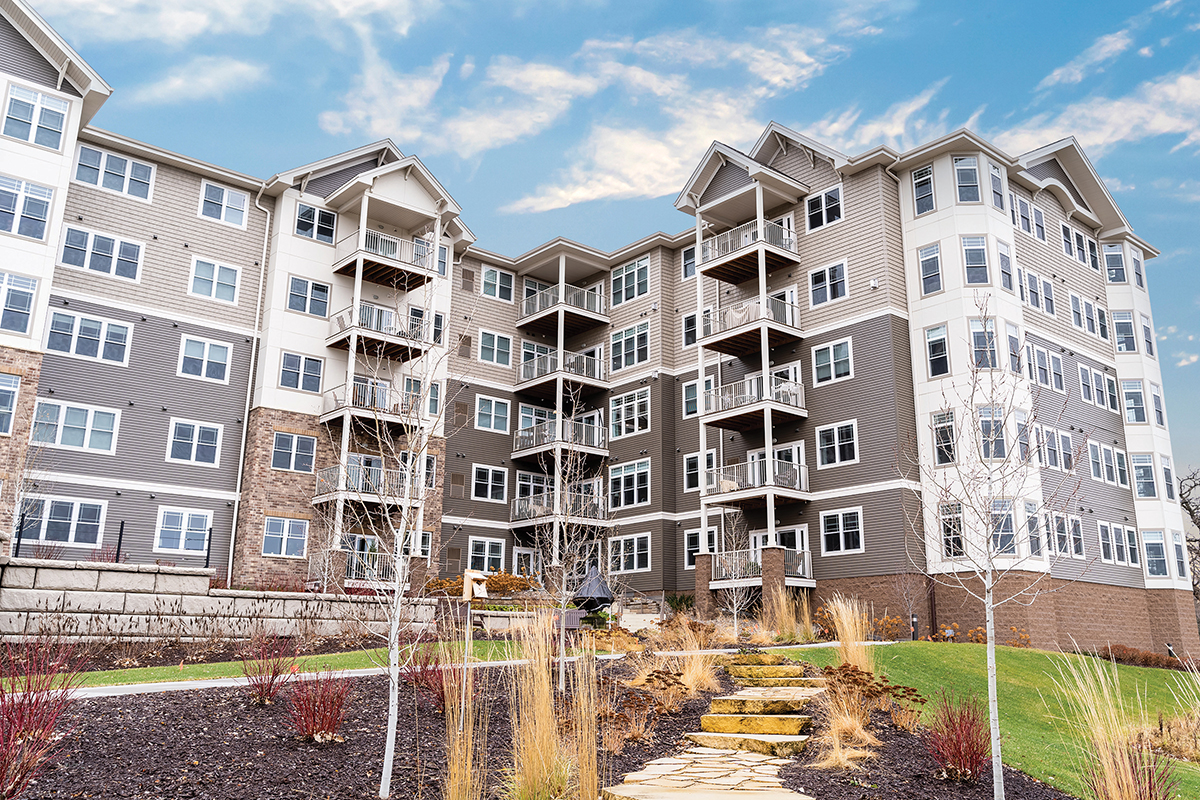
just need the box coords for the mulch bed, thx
[80,638,366,672]
[26,659,734,799]
[781,706,1077,800]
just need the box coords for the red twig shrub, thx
[0,636,87,799]
[922,689,990,781]
[400,636,450,712]
[1095,644,1185,671]
[240,633,297,705]
[287,670,353,743]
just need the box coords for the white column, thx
[552,253,567,564]
[755,182,775,516]
[695,209,710,554]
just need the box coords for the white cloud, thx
[459,57,475,80]
[1103,176,1135,192]
[1139,46,1155,56]
[1037,31,1134,90]
[129,56,266,105]
[1175,352,1199,367]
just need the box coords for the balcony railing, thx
[706,459,809,494]
[315,464,421,500]
[334,229,434,270]
[703,296,801,338]
[699,219,796,264]
[513,419,607,452]
[511,491,608,522]
[784,549,811,578]
[517,349,605,384]
[322,383,421,418]
[328,303,433,343]
[345,549,396,583]
[703,375,806,415]
[519,285,606,320]
[711,548,812,581]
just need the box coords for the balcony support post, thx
[694,206,711,555]
[756,181,775,493]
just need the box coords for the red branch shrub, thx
[922,689,990,781]
[240,633,297,705]
[400,637,452,712]
[287,671,353,743]
[1096,644,1185,671]
[0,636,87,799]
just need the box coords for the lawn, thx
[77,639,519,687]
[781,640,1200,798]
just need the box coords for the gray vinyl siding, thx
[807,487,923,580]
[37,295,251,493]
[700,163,752,206]
[1025,159,1088,209]
[442,385,519,524]
[0,14,80,96]
[302,161,378,198]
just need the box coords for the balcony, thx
[326,303,436,362]
[698,296,802,357]
[515,349,607,394]
[333,229,439,290]
[710,548,812,588]
[319,383,423,426]
[699,219,800,285]
[510,491,610,527]
[313,464,422,505]
[704,459,809,508]
[702,375,807,432]
[512,419,608,461]
[344,549,396,587]
[517,284,608,337]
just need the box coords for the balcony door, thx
[768,288,798,325]
[352,375,390,411]
[347,453,383,493]
[519,404,554,431]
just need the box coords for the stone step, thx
[708,695,815,715]
[683,731,811,758]
[732,676,826,688]
[700,713,811,736]
[602,786,809,800]
[727,652,787,666]
[727,664,812,678]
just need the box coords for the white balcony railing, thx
[334,229,434,271]
[711,548,812,581]
[784,549,811,578]
[315,464,421,500]
[519,285,606,320]
[511,491,608,522]
[706,459,809,495]
[699,219,796,264]
[345,549,396,583]
[322,383,421,418]
[703,296,802,339]
[328,304,433,344]
[517,349,606,384]
[513,419,607,452]
[703,375,806,415]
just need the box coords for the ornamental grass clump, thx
[813,663,925,772]
[826,592,874,674]
[287,670,353,743]
[760,586,815,643]
[441,631,489,800]
[240,632,297,705]
[503,614,571,800]
[922,689,990,781]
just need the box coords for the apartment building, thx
[0,0,1193,651]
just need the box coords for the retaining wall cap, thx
[10,558,76,569]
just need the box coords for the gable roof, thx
[673,140,808,216]
[750,122,849,170]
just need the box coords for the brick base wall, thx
[693,553,715,619]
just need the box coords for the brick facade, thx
[0,347,42,541]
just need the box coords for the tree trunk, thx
[378,601,401,798]
[985,572,1005,800]
[558,574,568,693]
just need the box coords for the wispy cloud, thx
[1038,31,1134,90]
[1104,176,1135,192]
[129,56,267,105]
[1175,351,1199,367]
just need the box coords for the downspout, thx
[227,182,272,586]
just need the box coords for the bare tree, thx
[714,509,756,639]
[1178,468,1200,603]
[886,570,930,638]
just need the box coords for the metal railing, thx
[706,459,809,494]
[315,464,421,500]
[518,284,606,319]
[703,375,806,415]
[328,303,433,343]
[699,219,796,264]
[784,549,811,578]
[334,229,434,270]
[322,383,421,418]
[517,349,605,384]
[345,549,396,583]
[511,491,608,522]
[513,419,607,452]
[702,296,802,338]
[712,549,762,581]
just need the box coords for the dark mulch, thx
[26,660,733,799]
[781,706,1078,800]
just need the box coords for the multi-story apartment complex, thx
[1,0,1193,651]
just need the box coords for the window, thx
[979,406,1005,459]
[609,459,650,509]
[1017,197,1032,234]
[611,322,649,371]
[482,266,514,301]
[46,312,129,365]
[962,236,989,284]
[469,537,505,572]
[1070,294,1083,329]
[75,145,153,199]
[682,308,711,346]
[1163,455,1176,501]
[1174,531,1187,578]
[263,517,308,558]
[1053,515,1070,556]
[280,353,322,392]
[1122,380,1146,423]
[611,388,650,439]
[1127,529,1140,566]
[990,500,1016,555]
[287,277,330,317]
[167,418,222,466]
[0,374,17,435]
[998,242,1013,291]
[807,185,843,230]
[683,450,715,492]
[59,227,142,280]
[271,432,316,473]
[1103,244,1126,283]
[1026,502,1043,557]
[1070,517,1084,558]
[919,244,941,295]
[933,411,955,466]
[682,376,713,418]
[189,258,239,304]
[913,166,934,215]
[1079,365,1093,404]
[1112,312,1136,352]
[295,204,335,244]
[970,319,997,369]
[176,336,229,383]
[471,466,507,503]
[1083,300,1096,335]
[809,262,847,307]
[1144,531,1168,577]
[1133,249,1144,289]
[478,330,512,366]
[1033,207,1046,240]
[154,507,210,554]
[199,181,247,228]
[1145,384,1165,429]
[612,256,649,306]
[1026,271,1040,309]
[0,176,51,240]
[817,419,858,468]
[1141,314,1155,357]
[682,247,696,279]
[941,503,964,558]
[684,527,717,568]
[1088,239,1100,272]
[1116,450,1129,487]
[1132,454,1157,498]
[1105,376,1119,412]
[1113,523,1127,564]
[475,395,510,433]
[1062,225,1074,258]
[1007,323,1022,374]
[609,533,651,573]
[954,156,980,202]
[813,339,852,384]
[32,400,117,453]
[989,163,1004,209]
[926,325,949,377]
[17,496,107,548]
[4,85,67,149]
[821,507,863,555]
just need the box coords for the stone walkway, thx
[616,745,797,791]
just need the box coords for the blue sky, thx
[35,0,1200,467]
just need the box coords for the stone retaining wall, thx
[0,557,436,640]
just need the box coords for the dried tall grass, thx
[441,637,488,800]
[1162,660,1200,761]
[760,587,816,643]
[827,593,874,674]
[503,614,571,800]
[571,650,599,800]
[675,623,721,696]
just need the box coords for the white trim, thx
[285,275,331,318]
[197,179,249,230]
[804,183,844,232]
[270,430,316,474]
[278,350,324,394]
[176,333,232,385]
[474,393,510,434]
[71,142,155,203]
[30,399,120,455]
[682,449,716,493]
[164,416,224,469]
[467,535,506,573]
[480,266,515,303]
[683,527,718,570]
[16,493,108,549]
[477,328,513,367]
[43,308,133,368]
[610,387,651,440]
[807,259,849,310]
[34,471,239,501]
[261,516,309,560]
[680,376,713,419]
[819,505,864,556]
[608,531,652,574]
[470,463,508,504]
[811,336,853,387]
[609,458,651,510]
[152,505,213,556]
[53,287,257,338]
[56,223,144,284]
[814,418,859,469]
[188,255,241,306]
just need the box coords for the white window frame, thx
[820,506,864,556]
[176,335,231,384]
[681,307,712,348]
[31,400,120,454]
[478,329,513,366]
[926,324,950,378]
[262,516,309,559]
[812,337,853,386]
[17,494,107,549]
[684,527,718,569]
[611,322,650,372]
[58,225,144,282]
[3,84,68,150]
[918,243,942,296]
[188,256,240,305]
[953,156,981,203]
[197,179,248,229]
[45,311,132,367]
[989,162,1005,210]
[1151,383,1166,427]
[816,418,859,469]
[471,465,508,504]
[468,536,505,573]
[481,266,514,302]
[1143,531,1168,578]
[806,184,843,231]
[913,165,935,215]
[153,506,212,555]
[165,417,224,468]
[1141,313,1156,358]
[612,256,650,306]
[1132,454,1157,499]
[609,459,651,510]
[681,246,697,280]
[962,236,989,285]
[474,394,510,434]
[72,143,154,202]
[683,450,716,493]
[682,376,713,418]
[279,351,323,393]
[808,260,848,309]
[0,373,18,436]
[1122,379,1146,424]
[294,203,336,245]
[271,431,316,473]
[609,532,652,574]
[610,387,650,439]
[286,276,331,318]
[0,176,52,242]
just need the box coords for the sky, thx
[32,0,1200,467]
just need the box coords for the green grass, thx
[779,641,1200,798]
[78,639,519,687]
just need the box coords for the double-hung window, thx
[0,374,17,435]
[610,388,650,439]
[817,419,858,468]
[1122,380,1146,423]
[611,322,649,371]
[813,339,852,384]
[1104,244,1126,282]
[478,330,512,366]
[821,507,863,554]
[954,157,980,202]
[1141,314,1155,357]
[933,410,955,465]
[475,395,510,433]
[992,500,1016,555]
[4,86,67,149]
[1112,312,1136,352]
[998,242,1013,291]
[17,496,104,547]
[609,459,650,509]
[919,244,941,295]
[682,308,711,346]
[1174,531,1188,578]
[469,537,505,572]
[970,319,997,369]
[199,181,247,227]
[807,186,843,230]
[1133,249,1144,288]
[155,507,210,554]
[1017,198,1033,234]
[33,400,117,453]
[1132,454,1157,498]
[190,258,239,303]
[979,406,1005,459]
[178,336,230,382]
[295,204,336,243]
[1163,455,1176,501]
[926,325,949,377]
[280,353,322,392]
[482,267,514,301]
[612,256,649,306]
[682,247,696,279]
[962,236,988,284]
[167,419,221,466]
[989,163,1004,209]
[0,177,51,240]
[472,467,507,503]
[1144,531,1168,577]
[941,503,964,557]
[1151,383,1166,427]
[684,528,717,568]
[60,227,142,279]
[47,312,130,365]
[913,166,934,215]
[75,145,153,199]
[681,376,713,418]
[287,277,330,317]
[683,451,715,492]
[609,533,651,573]
[263,517,308,558]
[809,262,846,307]
[1006,323,1022,374]
[272,432,315,472]
[1026,502,1043,557]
